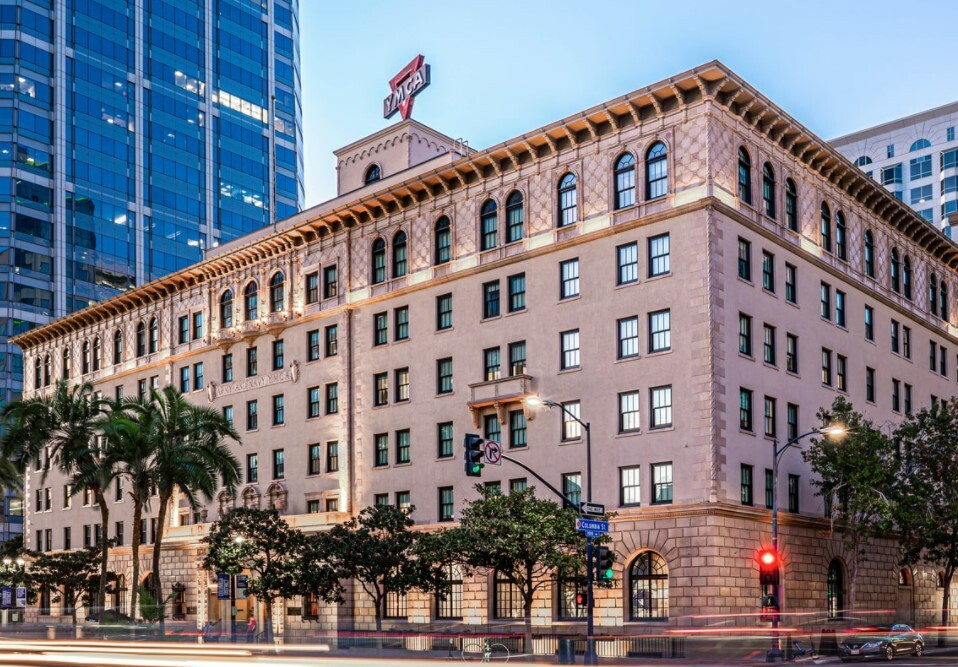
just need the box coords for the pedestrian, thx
[246,615,257,643]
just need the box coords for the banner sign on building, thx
[384,55,430,121]
[15,587,25,608]
[1,586,10,609]
[216,573,231,601]
[236,574,249,601]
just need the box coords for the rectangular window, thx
[561,330,580,369]
[307,386,320,419]
[763,324,776,365]
[762,251,774,292]
[650,385,672,429]
[246,400,258,430]
[510,478,527,494]
[272,394,284,426]
[561,400,581,440]
[562,472,582,508]
[508,273,526,312]
[178,315,189,344]
[764,396,776,437]
[508,341,526,376]
[618,391,640,433]
[837,354,847,391]
[63,527,71,551]
[307,500,320,514]
[374,494,389,506]
[930,341,937,371]
[835,290,846,327]
[620,466,641,506]
[787,474,799,513]
[941,346,948,377]
[438,487,454,522]
[394,306,409,341]
[483,347,501,382]
[892,378,901,412]
[765,469,774,509]
[272,449,285,479]
[785,264,797,304]
[246,347,258,377]
[374,372,388,406]
[395,368,410,402]
[904,383,913,415]
[864,305,874,341]
[866,367,876,402]
[192,312,203,339]
[509,410,527,449]
[223,405,234,428]
[787,403,799,440]
[327,498,340,512]
[617,316,639,359]
[560,259,580,299]
[325,324,338,356]
[891,320,900,353]
[308,444,322,475]
[179,366,190,393]
[374,312,388,346]
[949,127,956,142]
[438,422,454,458]
[740,388,753,431]
[222,354,233,383]
[375,433,388,467]
[396,429,410,464]
[193,363,204,390]
[247,453,258,483]
[738,313,752,356]
[652,462,673,504]
[437,293,453,330]
[138,379,147,399]
[820,282,831,320]
[483,281,500,318]
[737,237,751,281]
[323,265,338,299]
[437,357,453,394]
[741,464,753,506]
[325,383,339,413]
[395,491,410,511]
[648,309,671,353]
[484,413,501,442]
[911,154,932,180]
[617,242,638,285]
[821,348,832,386]
[303,330,319,363]
[326,441,339,472]
[648,233,670,277]
[305,271,319,304]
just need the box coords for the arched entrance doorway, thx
[896,568,914,625]
[826,559,845,619]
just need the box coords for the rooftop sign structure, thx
[383,54,430,121]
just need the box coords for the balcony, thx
[213,328,239,349]
[264,311,291,335]
[467,374,536,427]
[237,319,262,341]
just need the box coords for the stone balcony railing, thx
[466,373,536,427]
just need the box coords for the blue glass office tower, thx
[0,0,303,405]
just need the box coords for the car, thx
[839,624,923,661]
[86,609,134,624]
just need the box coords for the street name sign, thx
[575,518,609,535]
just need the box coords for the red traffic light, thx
[575,592,586,606]
[757,548,781,567]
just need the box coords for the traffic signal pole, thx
[769,437,783,663]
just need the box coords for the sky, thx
[299,0,958,207]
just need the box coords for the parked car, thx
[839,624,923,661]
[86,609,134,624]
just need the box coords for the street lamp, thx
[525,396,598,666]
[767,423,847,662]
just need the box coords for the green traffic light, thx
[601,568,614,581]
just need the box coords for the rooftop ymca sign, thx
[384,54,430,121]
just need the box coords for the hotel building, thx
[13,61,958,638]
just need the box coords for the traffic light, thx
[464,434,484,477]
[574,592,586,606]
[595,546,614,582]
[757,548,781,587]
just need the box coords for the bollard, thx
[558,637,577,665]
[46,626,55,640]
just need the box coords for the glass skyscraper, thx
[0,0,303,406]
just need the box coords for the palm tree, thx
[99,397,155,620]
[133,386,240,630]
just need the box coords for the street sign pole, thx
[586,536,595,664]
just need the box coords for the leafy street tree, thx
[30,547,112,626]
[802,397,896,611]
[326,504,447,635]
[445,486,586,654]
[203,507,323,641]
[136,386,241,630]
[893,397,958,634]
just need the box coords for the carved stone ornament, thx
[207,382,217,403]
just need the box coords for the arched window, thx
[737,147,752,205]
[910,139,931,152]
[392,231,407,278]
[853,156,873,167]
[762,163,776,219]
[480,199,498,250]
[220,290,234,329]
[898,568,912,587]
[269,272,285,313]
[557,575,587,619]
[903,255,913,300]
[148,317,158,354]
[835,211,847,260]
[891,249,901,293]
[505,191,524,243]
[820,202,832,253]
[938,572,946,588]
[827,559,845,619]
[613,152,636,209]
[371,238,387,284]
[930,273,939,316]
[436,564,463,620]
[82,340,90,375]
[492,570,523,619]
[61,348,70,380]
[136,322,146,358]
[113,329,123,364]
[364,164,381,185]
[434,218,451,265]
[941,280,949,321]
[92,337,101,371]
[557,173,578,227]
[646,142,668,200]
[784,178,797,231]
[864,230,875,277]
[33,356,41,390]
[244,282,258,321]
[43,354,50,386]
[629,551,669,620]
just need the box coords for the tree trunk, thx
[96,492,110,624]
[263,595,273,643]
[523,594,534,659]
[941,569,953,648]
[375,595,384,656]
[151,490,170,633]
[849,549,859,616]
[130,499,142,621]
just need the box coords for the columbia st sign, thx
[384,54,431,121]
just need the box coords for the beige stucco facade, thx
[13,61,958,637]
